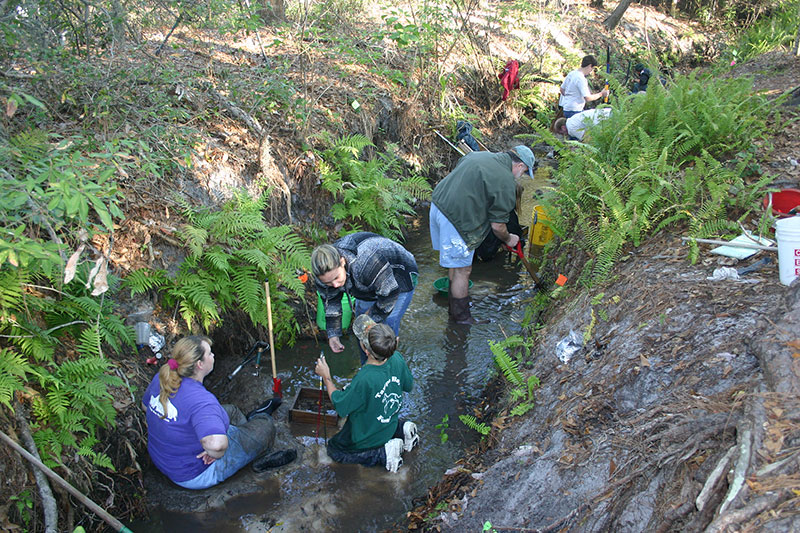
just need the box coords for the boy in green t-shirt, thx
[314,314,418,472]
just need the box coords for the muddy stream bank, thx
[134,172,549,531]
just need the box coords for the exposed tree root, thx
[14,402,58,533]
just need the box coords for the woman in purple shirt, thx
[143,336,288,489]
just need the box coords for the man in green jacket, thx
[429,146,534,324]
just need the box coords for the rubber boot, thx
[246,397,282,420]
[252,449,297,473]
[449,296,488,325]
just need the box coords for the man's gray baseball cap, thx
[513,145,536,178]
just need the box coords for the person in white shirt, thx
[552,108,612,142]
[559,55,609,118]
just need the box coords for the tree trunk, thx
[794,3,800,55]
[591,0,604,8]
[258,0,286,21]
[15,405,58,533]
[604,0,634,31]
[110,0,127,47]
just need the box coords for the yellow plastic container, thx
[530,205,553,246]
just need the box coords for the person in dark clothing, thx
[474,183,526,262]
[474,209,525,262]
[456,120,481,152]
[632,63,651,93]
[311,232,418,364]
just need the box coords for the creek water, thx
[136,202,544,532]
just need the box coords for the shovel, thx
[503,241,541,286]
[264,281,282,398]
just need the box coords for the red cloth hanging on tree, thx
[498,60,520,101]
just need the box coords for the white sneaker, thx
[384,438,404,473]
[402,421,419,452]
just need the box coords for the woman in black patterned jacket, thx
[312,232,418,365]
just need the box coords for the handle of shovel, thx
[504,242,541,285]
[503,242,524,260]
[264,281,280,397]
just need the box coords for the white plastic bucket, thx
[775,215,800,286]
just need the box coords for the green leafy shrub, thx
[435,414,450,444]
[726,1,800,64]
[490,336,539,417]
[526,71,773,285]
[0,125,131,469]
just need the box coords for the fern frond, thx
[121,268,169,296]
[0,267,26,312]
[510,403,534,417]
[330,133,374,155]
[0,348,31,409]
[458,414,490,435]
[231,266,264,325]
[237,248,271,272]
[203,247,232,272]
[180,225,209,257]
[490,340,524,388]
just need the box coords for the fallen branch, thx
[657,500,695,532]
[155,12,184,57]
[540,502,591,532]
[756,450,800,477]
[526,76,561,84]
[680,236,776,252]
[718,421,753,515]
[705,490,785,533]
[0,429,133,533]
[202,82,264,137]
[241,0,268,62]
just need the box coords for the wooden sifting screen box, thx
[289,387,339,426]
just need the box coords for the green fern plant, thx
[489,338,540,417]
[315,134,431,240]
[0,127,133,470]
[528,70,773,285]
[0,348,31,409]
[125,190,309,346]
[122,268,170,296]
[459,414,490,436]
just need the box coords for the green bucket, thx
[433,277,473,295]
[316,292,355,331]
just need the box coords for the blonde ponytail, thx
[157,336,211,418]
